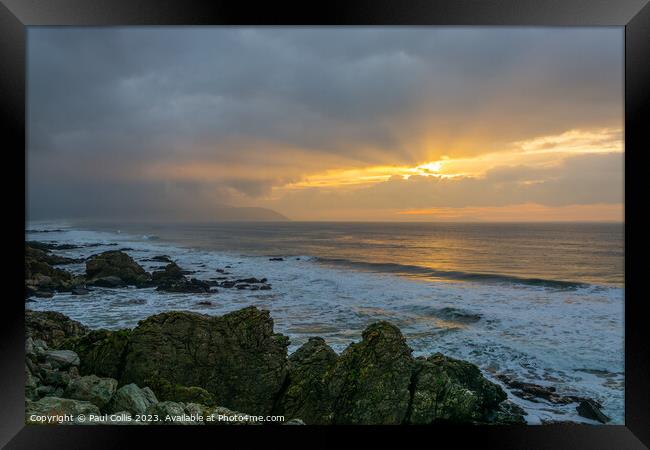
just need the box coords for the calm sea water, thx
[83,221,624,287]
[26,221,624,424]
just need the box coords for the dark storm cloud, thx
[27,27,623,220]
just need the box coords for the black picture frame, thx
[1,0,648,448]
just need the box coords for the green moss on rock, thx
[274,337,338,424]
[120,307,289,415]
[25,310,89,348]
[327,321,414,424]
[144,377,216,406]
[407,353,507,424]
[66,329,131,380]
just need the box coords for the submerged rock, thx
[148,255,174,263]
[495,374,581,405]
[86,275,126,288]
[433,307,482,324]
[576,399,610,423]
[121,307,289,415]
[71,287,90,295]
[85,251,151,287]
[155,277,214,293]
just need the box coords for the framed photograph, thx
[2,0,648,448]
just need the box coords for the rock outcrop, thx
[64,375,118,410]
[120,307,289,415]
[25,310,89,348]
[151,262,185,285]
[23,307,532,425]
[25,245,83,297]
[273,321,516,425]
[275,337,338,424]
[66,329,132,380]
[327,321,414,424]
[407,353,507,424]
[85,251,151,287]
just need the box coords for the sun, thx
[416,161,443,173]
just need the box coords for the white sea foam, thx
[25,222,624,424]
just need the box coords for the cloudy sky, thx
[27,27,624,222]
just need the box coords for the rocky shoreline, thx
[26,307,528,425]
[24,240,610,425]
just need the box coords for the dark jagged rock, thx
[576,399,610,423]
[25,246,83,295]
[156,277,213,293]
[85,251,151,287]
[408,353,507,424]
[151,262,185,285]
[328,321,414,424]
[25,310,89,348]
[235,277,265,284]
[120,307,289,415]
[220,281,237,288]
[269,257,284,261]
[27,288,54,298]
[71,287,91,295]
[275,337,338,424]
[66,329,132,380]
[433,307,482,324]
[87,275,126,288]
[149,255,174,263]
[26,241,81,251]
[495,374,582,405]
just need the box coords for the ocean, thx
[25,221,624,424]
